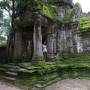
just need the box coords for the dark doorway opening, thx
[42,27,47,44]
[21,26,33,62]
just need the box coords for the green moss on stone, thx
[0,43,7,48]
[79,16,90,29]
[41,4,58,21]
[32,56,45,66]
[64,9,73,23]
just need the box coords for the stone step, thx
[9,68,19,72]
[11,66,20,69]
[6,72,18,76]
[4,66,20,81]
[9,66,20,72]
[4,76,16,81]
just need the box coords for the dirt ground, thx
[1,79,90,90]
[45,79,90,90]
[0,81,21,90]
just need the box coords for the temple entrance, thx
[21,26,33,62]
[21,26,48,62]
[42,27,47,44]
[42,26,57,59]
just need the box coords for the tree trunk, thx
[33,14,43,61]
[7,0,15,59]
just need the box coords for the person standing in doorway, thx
[42,42,47,60]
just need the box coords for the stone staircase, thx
[4,65,20,81]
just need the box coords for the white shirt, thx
[42,45,47,52]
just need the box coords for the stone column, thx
[47,23,56,58]
[71,22,83,53]
[66,24,74,53]
[56,24,68,53]
[14,29,22,60]
[66,30,74,53]
[57,30,64,53]
[33,14,43,61]
[73,33,83,53]
[56,23,74,54]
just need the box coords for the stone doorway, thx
[21,26,33,62]
[21,26,48,62]
[42,27,47,45]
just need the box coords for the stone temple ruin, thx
[8,0,90,62]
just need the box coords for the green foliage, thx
[32,57,45,66]
[18,0,43,16]
[0,17,11,45]
[18,0,58,21]
[42,4,57,20]
[0,9,3,20]
[0,42,7,48]
[1,17,11,35]
[0,0,12,43]
[63,0,70,3]
[0,0,12,16]
[64,9,73,23]
[79,16,90,29]
[56,53,90,64]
